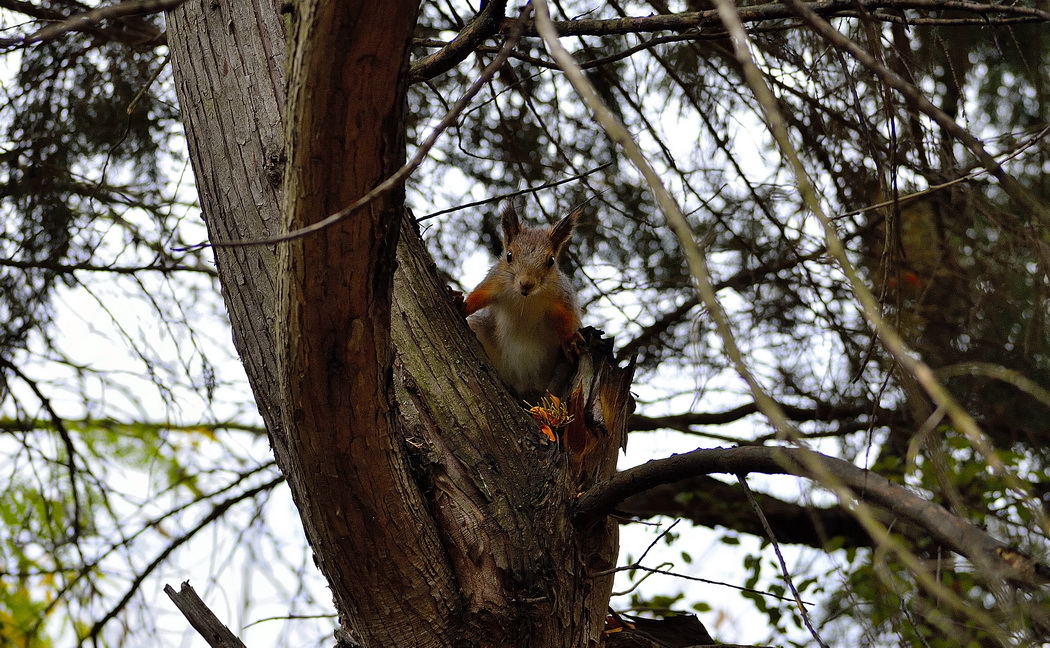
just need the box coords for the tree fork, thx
[170,0,632,644]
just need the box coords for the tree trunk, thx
[166,0,286,436]
[166,2,626,647]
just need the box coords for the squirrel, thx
[464,203,584,401]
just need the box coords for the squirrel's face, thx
[504,228,559,298]
[497,202,580,300]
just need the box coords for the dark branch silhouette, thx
[576,445,1050,588]
[504,0,1049,38]
[630,402,879,431]
[0,0,181,47]
[621,474,876,549]
[410,0,507,83]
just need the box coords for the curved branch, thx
[409,0,507,83]
[576,445,1049,587]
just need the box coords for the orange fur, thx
[464,279,498,315]
[548,301,581,345]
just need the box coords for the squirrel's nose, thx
[518,279,535,295]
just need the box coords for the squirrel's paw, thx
[562,330,585,361]
[447,286,467,316]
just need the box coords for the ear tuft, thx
[549,206,582,253]
[500,203,521,244]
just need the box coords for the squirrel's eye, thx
[547,256,555,268]
[506,252,513,264]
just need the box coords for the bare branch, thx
[738,475,828,648]
[714,0,1046,532]
[0,0,64,24]
[0,256,218,277]
[836,124,1050,219]
[415,161,612,222]
[630,402,875,431]
[780,0,1050,224]
[0,417,266,437]
[86,477,281,644]
[616,248,827,363]
[503,0,1049,38]
[0,0,180,48]
[621,474,878,550]
[612,562,801,604]
[164,581,248,648]
[533,0,801,446]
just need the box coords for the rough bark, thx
[392,216,625,647]
[125,2,1050,646]
[167,0,286,438]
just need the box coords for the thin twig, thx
[637,518,681,566]
[532,0,793,438]
[0,256,217,276]
[707,1,1024,638]
[613,563,807,604]
[601,513,811,604]
[85,477,282,644]
[775,0,1048,525]
[504,0,1050,38]
[782,0,1049,224]
[532,6,981,631]
[738,474,829,648]
[1,360,85,546]
[415,161,612,222]
[835,124,1050,219]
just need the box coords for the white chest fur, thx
[490,301,562,396]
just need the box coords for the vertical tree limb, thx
[275,2,462,646]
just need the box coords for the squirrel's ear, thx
[550,206,582,253]
[500,203,521,244]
